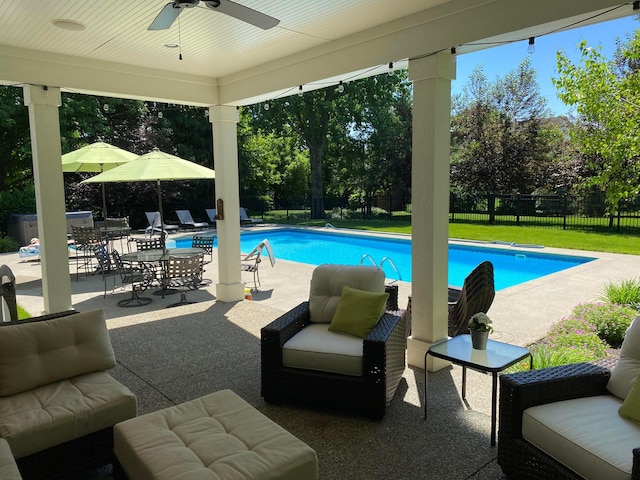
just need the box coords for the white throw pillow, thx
[608,315,640,400]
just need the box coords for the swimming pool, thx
[171,228,595,290]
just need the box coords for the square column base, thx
[215,282,245,303]
[408,336,450,371]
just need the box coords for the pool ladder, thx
[360,254,402,282]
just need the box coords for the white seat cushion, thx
[523,395,640,480]
[0,372,137,458]
[0,438,21,479]
[283,323,363,376]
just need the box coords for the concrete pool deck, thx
[2,228,640,479]
[6,226,640,349]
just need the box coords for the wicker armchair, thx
[261,264,406,419]
[448,260,495,337]
[498,360,640,480]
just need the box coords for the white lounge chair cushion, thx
[308,264,385,323]
[608,315,640,400]
[0,371,137,458]
[0,310,116,396]
[0,438,21,480]
[523,395,639,480]
[114,390,318,480]
[283,323,363,376]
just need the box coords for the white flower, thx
[469,312,493,333]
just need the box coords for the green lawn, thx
[263,211,640,255]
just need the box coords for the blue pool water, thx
[172,228,595,290]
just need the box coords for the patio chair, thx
[447,260,495,337]
[241,239,275,289]
[144,211,179,237]
[93,244,117,298]
[162,253,204,307]
[261,264,406,419]
[192,234,215,265]
[111,250,153,307]
[175,209,209,230]
[240,207,264,225]
[71,225,103,281]
[205,208,217,224]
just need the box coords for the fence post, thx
[562,194,567,230]
[450,193,455,222]
[488,194,495,225]
[516,193,521,226]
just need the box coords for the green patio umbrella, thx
[82,149,215,247]
[62,142,137,223]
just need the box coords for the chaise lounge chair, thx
[175,209,209,229]
[240,207,264,225]
[145,211,179,236]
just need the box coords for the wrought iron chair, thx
[191,234,215,265]
[162,253,205,308]
[447,260,495,337]
[93,244,117,298]
[71,225,102,281]
[111,250,153,307]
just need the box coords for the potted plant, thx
[468,312,493,350]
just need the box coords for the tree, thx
[553,34,640,213]
[0,86,30,191]
[450,59,558,195]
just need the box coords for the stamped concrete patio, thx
[4,229,640,479]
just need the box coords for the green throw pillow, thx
[619,373,640,422]
[328,285,389,338]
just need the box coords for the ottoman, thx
[114,390,318,480]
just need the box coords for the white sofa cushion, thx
[0,438,21,480]
[608,315,640,400]
[0,310,116,396]
[283,323,363,376]
[0,371,137,458]
[308,264,384,323]
[523,395,640,480]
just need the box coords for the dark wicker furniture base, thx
[498,361,640,480]
[16,427,114,480]
[261,302,406,420]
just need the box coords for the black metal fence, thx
[241,192,640,234]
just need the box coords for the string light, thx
[337,81,345,93]
[450,47,457,63]
[298,85,303,97]
[103,103,109,112]
[388,62,394,76]
[528,37,535,54]
[263,102,270,110]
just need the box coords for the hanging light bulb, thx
[528,37,535,54]
[388,62,394,76]
[158,111,163,119]
[298,85,303,97]
[103,103,109,112]
[263,102,270,111]
[337,81,345,93]
[450,47,457,63]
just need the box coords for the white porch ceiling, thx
[0,0,633,106]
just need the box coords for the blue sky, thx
[451,14,639,116]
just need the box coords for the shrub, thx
[601,278,640,310]
[571,302,636,348]
[0,236,19,253]
[544,316,608,360]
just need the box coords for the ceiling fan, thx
[148,0,280,31]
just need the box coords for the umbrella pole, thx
[157,180,166,254]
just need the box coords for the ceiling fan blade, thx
[204,0,280,30]
[148,3,184,31]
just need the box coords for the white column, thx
[209,105,244,302]
[23,85,73,314]
[406,51,455,370]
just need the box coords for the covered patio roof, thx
[0,0,634,371]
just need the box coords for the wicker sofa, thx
[261,264,406,419]
[499,317,640,480]
[0,309,137,479]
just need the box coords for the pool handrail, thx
[359,254,402,282]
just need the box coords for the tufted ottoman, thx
[113,390,318,480]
